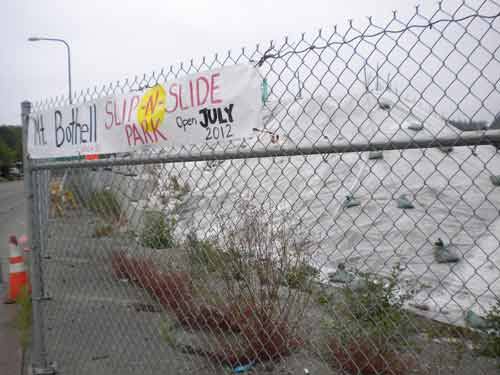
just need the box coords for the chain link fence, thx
[25,1,500,374]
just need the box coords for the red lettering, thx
[179,84,188,110]
[128,96,139,123]
[152,120,167,142]
[141,121,155,143]
[113,102,121,126]
[132,124,145,145]
[167,84,178,113]
[189,80,194,108]
[196,76,209,106]
[125,124,133,145]
[121,98,128,127]
[124,121,168,145]
[210,73,222,104]
[104,101,114,129]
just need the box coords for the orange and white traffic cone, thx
[4,235,29,304]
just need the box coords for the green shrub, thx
[186,232,226,273]
[169,175,181,192]
[159,318,177,348]
[169,175,190,197]
[324,264,417,346]
[214,200,313,330]
[479,298,500,358]
[93,222,114,237]
[316,289,331,305]
[88,190,121,222]
[141,210,176,249]
[284,262,319,290]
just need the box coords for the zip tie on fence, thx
[254,11,500,66]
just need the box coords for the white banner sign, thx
[28,64,263,159]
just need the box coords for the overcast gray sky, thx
[1,0,496,125]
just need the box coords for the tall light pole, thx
[28,37,73,104]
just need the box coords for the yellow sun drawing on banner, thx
[137,85,166,132]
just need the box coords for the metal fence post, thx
[22,101,55,375]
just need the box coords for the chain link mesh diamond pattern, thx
[28,1,500,374]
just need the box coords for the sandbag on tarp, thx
[368,151,383,160]
[342,195,360,209]
[490,175,500,187]
[397,194,414,209]
[407,122,424,131]
[465,310,492,330]
[328,263,355,284]
[434,238,460,263]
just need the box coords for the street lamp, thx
[28,37,73,104]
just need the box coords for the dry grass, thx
[110,245,305,366]
[327,336,415,375]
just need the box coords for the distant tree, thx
[0,125,22,177]
[0,125,22,160]
[0,139,15,177]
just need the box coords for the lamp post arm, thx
[31,38,72,104]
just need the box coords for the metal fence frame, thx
[22,1,500,374]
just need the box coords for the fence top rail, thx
[30,129,500,170]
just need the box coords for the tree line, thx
[0,125,22,178]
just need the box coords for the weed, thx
[15,285,32,350]
[478,298,500,358]
[186,308,304,367]
[186,232,227,273]
[50,182,79,216]
[324,264,419,373]
[284,262,318,290]
[341,265,416,340]
[327,336,415,375]
[316,292,331,306]
[222,202,313,313]
[93,222,114,237]
[169,175,190,198]
[204,201,311,363]
[141,210,176,249]
[110,251,197,324]
[159,318,177,348]
[110,250,304,367]
[111,201,313,366]
[111,200,310,366]
[239,313,304,363]
[150,272,195,318]
[425,319,480,343]
[110,251,130,279]
[420,320,475,363]
[88,190,121,222]
[169,175,181,192]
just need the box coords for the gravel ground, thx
[40,209,500,375]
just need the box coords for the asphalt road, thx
[0,180,26,283]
